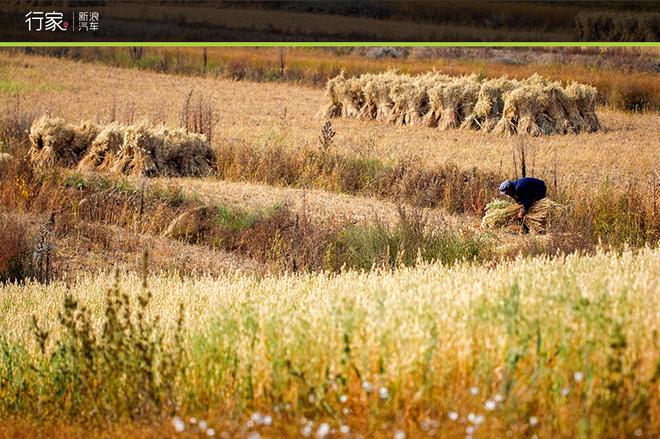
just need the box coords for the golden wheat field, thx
[0,48,659,438]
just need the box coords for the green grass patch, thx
[326,222,492,271]
[0,79,27,94]
[215,203,282,232]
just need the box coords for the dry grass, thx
[575,11,659,42]
[12,46,658,112]
[3,52,657,197]
[0,212,33,282]
[0,161,492,275]
[162,177,471,231]
[90,4,570,42]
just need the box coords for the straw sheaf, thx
[462,77,518,131]
[321,72,601,136]
[481,197,561,234]
[28,117,216,178]
[28,116,99,168]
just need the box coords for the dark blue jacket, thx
[512,177,547,211]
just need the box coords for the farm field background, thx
[3,52,659,189]
[0,48,659,438]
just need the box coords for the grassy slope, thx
[10,210,263,279]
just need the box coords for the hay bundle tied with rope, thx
[321,71,602,136]
[28,116,99,168]
[462,77,518,131]
[360,71,400,121]
[481,198,560,234]
[77,122,125,172]
[29,117,216,178]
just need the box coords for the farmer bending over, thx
[499,177,547,220]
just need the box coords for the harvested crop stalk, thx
[321,72,601,136]
[481,198,562,234]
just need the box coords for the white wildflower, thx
[379,386,390,400]
[362,380,374,393]
[316,423,330,438]
[172,416,185,433]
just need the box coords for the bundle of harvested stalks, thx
[29,117,216,178]
[482,198,560,234]
[114,123,161,177]
[390,77,418,125]
[438,75,480,130]
[462,77,518,131]
[565,82,601,132]
[360,70,399,121]
[28,116,99,168]
[156,126,215,177]
[77,122,125,172]
[321,71,601,136]
[319,71,346,119]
